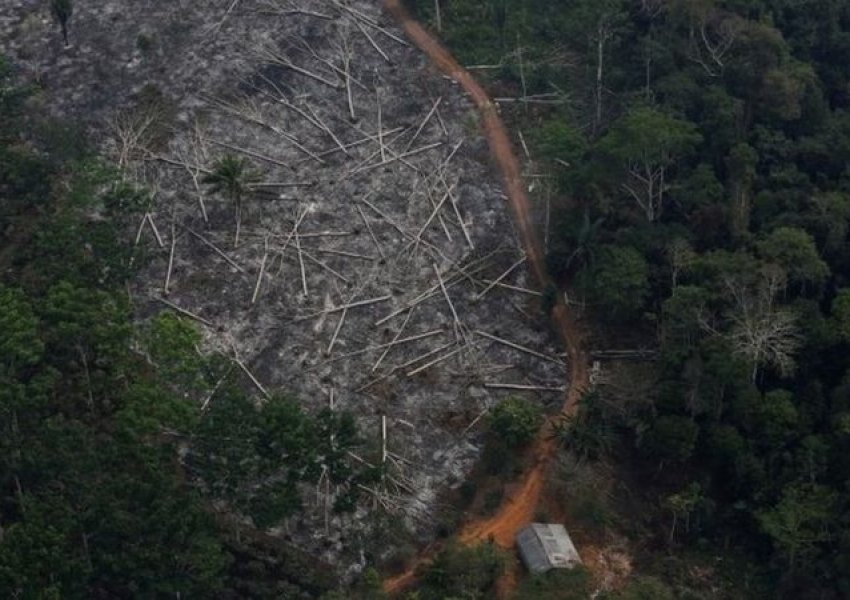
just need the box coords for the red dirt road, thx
[380,0,589,594]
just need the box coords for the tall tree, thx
[726,143,758,236]
[49,0,73,47]
[757,484,836,569]
[563,0,627,133]
[665,482,704,543]
[597,107,701,222]
[757,227,829,292]
[832,289,850,343]
[580,244,650,318]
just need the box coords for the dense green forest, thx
[0,57,388,598]
[405,0,850,597]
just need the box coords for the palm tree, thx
[50,0,73,47]
[550,391,615,461]
[565,208,605,271]
[547,208,605,279]
[202,155,259,247]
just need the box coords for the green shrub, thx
[513,567,592,600]
[417,542,505,600]
[489,396,541,448]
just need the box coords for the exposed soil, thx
[378,0,590,595]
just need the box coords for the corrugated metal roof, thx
[516,526,549,573]
[516,523,581,573]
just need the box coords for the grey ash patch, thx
[2,0,564,573]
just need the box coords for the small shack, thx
[516,523,582,574]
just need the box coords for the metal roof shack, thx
[516,523,582,574]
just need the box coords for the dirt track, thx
[380,0,589,594]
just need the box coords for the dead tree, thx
[730,308,799,382]
[724,269,800,382]
[701,267,801,382]
[667,238,695,289]
[50,0,73,46]
[109,108,159,173]
[592,11,617,135]
[687,11,743,77]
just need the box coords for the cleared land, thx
[1,0,565,570]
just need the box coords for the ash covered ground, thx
[2,0,565,572]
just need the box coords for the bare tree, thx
[566,0,624,135]
[723,267,801,382]
[109,108,159,172]
[729,307,799,382]
[667,238,695,289]
[687,9,744,77]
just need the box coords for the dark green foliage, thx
[832,289,850,342]
[757,483,837,569]
[321,568,386,600]
[428,0,850,594]
[416,542,505,600]
[482,488,504,514]
[552,391,617,461]
[644,416,699,463]
[595,107,701,222]
[660,285,709,358]
[202,154,261,246]
[0,285,42,372]
[192,384,374,527]
[194,392,316,525]
[488,396,541,448]
[512,567,592,600]
[0,290,232,596]
[0,60,360,597]
[143,311,210,393]
[579,244,650,319]
[602,576,674,600]
[546,209,604,279]
[757,226,829,289]
[203,154,255,202]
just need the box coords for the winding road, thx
[380,0,590,594]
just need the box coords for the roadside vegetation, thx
[404,0,850,597]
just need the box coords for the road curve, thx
[380,0,589,594]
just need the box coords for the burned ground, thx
[1,0,563,572]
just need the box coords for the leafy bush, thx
[489,396,542,448]
[579,244,649,320]
[417,542,505,600]
[513,567,592,600]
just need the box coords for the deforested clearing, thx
[1,0,563,569]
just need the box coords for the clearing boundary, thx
[380,0,590,594]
